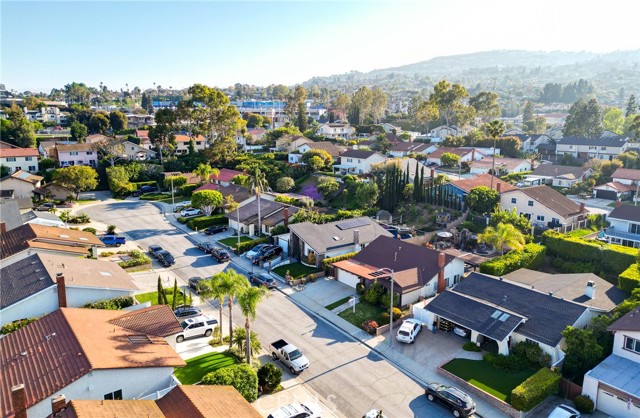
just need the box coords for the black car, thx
[425,383,476,418]
[204,225,228,235]
[253,246,283,264]
[148,245,163,258]
[188,276,206,293]
[173,305,201,320]
[156,250,175,267]
[196,242,217,253]
[249,273,277,289]
[211,248,230,262]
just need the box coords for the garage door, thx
[595,189,617,200]
[597,389,640,418]
[336,269,359,288]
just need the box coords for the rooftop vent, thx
[128,335,152,344]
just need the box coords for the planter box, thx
[121,262,152,272]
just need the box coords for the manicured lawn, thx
[135,289,190,306]
[174,351,238,384]
[272,262,322,279]
[325,296,351,311]
[338,301,387,328]
[443,359,536,402]
[219,236,253,248]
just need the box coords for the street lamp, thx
[375,267,395,346]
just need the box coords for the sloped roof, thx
[559,136,627,147]
[341,149,381,159]
[470,157,529,171]
[223,197,297,226]
[304,141,345,157]
[593,181,636,193]
[611,168,640,181]
[0,147,39,158]
[0,198,23,231]
[390,142,431,153]
[429,147,483,159]
[0,254,55,309]
[108,305,182,337]
[532,164,586,178]
[157,385,262,418]
[608,306,640,332]
[608,205,640,223]
[503,185,585,218]
[60,400,164,418]
[55,143,94,152]
[173,134,206,143]
[211,168,244,183]
[3,170,43,185]
[21,210,64,224]
[450,174,516,194]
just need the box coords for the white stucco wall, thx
[66,287,135,308]
[0,177,36,198]
[500,191,578,225]
[0,287,58,326]
[612,330,640,362]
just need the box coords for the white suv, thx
[180,208,202,217]
[176,316,218,343]
[396,318,422,343]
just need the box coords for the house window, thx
[70,151,79,156]
[528,200,534,207]
[86,151,93,155]
[347,158,352,163]
[511,198,517,204]
[569,146,574,150]
[552,217,560,224]
[6,157,16,162]
[588,146,597,150]
[601,146,606,151]
[104,389,123,400]
[536,215,545,221]
[358,159,361,163]
[28,166,36,171]
[629,224,640,234]
[25,156,33,161]
[624,336,640,354]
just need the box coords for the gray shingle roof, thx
[559,136,628,147]
[502,185,584,218]
[0,254,55,309]
[224,197,297,226]
[341,149,380,159]
[586,355,640,397]
[608,306,640,332]
[532,164,586,179]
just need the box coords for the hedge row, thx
[180,184,198,197]
[236,237,270,254]
[132,181,156,189]
[82,296,135,310]
[618,263,640,293]
[117,250,151,268]
[510,368,560,412]
[542,230,637,275]
[479,243,546,276]
[322,251,358,272]
[1,318,38,335]
[186,215,227,230]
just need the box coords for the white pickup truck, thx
[176,316,218,343]
[271,339,309,374]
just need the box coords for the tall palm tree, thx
[237,286,268,364]
[479,222,525,255]
[485,120,506,190]
[199,273,227,341]
[248,168,269,236]
[193,163,219,185]
[224,270,249,350]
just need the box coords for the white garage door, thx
[336,269,359,288]
[597,389,640,418]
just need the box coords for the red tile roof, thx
[173,134,205,143]
[157,385,262,418]
[0,148,39,158]
[211,168,244,183]
[108,305,182,337]
[450,174,516,193]
[429,147,484,159]
[194,183,221,192]
[612,168,640,181]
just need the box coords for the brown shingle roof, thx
[157,385,262,418]
[305,141,345,157]
[8,170,43,184]
[608,306,640,332]
[504,185,585,218]
[108,305,182,337]
[532,164,586,179]
[612,168,640,181]
[450,174,516,194]
[55,143,94,152]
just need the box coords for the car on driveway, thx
[267,402,322,418]
[425,383,476,418]
[548,405,581,418]
[249,273,277,289]
[188,276,206,293]
[180,208,202,217]
[196,242,217,253]
[253,246,283,264]
[204,225,228,235]
[211,248,230,262]
[454,326,469,338]
[35,202,55,211]
[174,201,192,212]
[148,245,164,258]
[156,250,175,267]
[245,243,271,260]
[173,305,202,320]
[396,318,422,343]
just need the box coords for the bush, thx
[1,318,38,335]
[510,368,561,412]
[82,296,134,310]
[270,224,288,236]
[463,342,481,352]
[107,225,116,235]
[573,395,595,413]
[236,237,270,254]
[132,181,156,189]
[59,211,91,224]
[363,282,385,305]
[179,184,198,197]
[618,263,640,292]
[201,363,258,402]
[322,251,357,273]
[117,250,151,268]
[356,283,365,295]
[484,342,550,373]
[479,243,546,276]
[257,363,282,394]
[177,216,188,224]
[82,227,97,235]
[362,320,379,334]
[186,214,227,230]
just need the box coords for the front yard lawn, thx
[135,289,190,306]
[338,301,386,328]
[174,351,238,384]
[325,296,351,311]
[443,359,536,402]
[218,236,253,248]
[272,262,322,280]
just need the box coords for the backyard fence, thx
[559,378,582,401]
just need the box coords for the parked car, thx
[176,316,218,343]
[180,208,202,217]
[139,185,157,193]
[245,243,271,260]
[100,235,126,247]
[253,246,283,264]
[453,326,469,338]
[148,245,164,258]
[204,225,228,235]
[211,248,230,262]
[173,305,202,320]
[396,318,422,343]
[425,383,476,418]
[196,242,217,253]
[249,273,277,289]
[156,250,175,267]
[548,405,581,418]
[174,201,192,212]
[35,202,55,211]
[363,410,388,418]
[271,339,309,374]
[267,403,322,418]
[188,276,206,293]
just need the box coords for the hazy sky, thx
[2,0,639,92]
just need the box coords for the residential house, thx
[426,147,485,166]
[33,182,75,201]
[419,272,591,364]
[126,113,155,128]
[333,150,386,175]
[509,134,551,153]
[211,168,245,187]
[0,223,103,264]
[135,129,154,150]
[24,106,68,125]
[582,307,640,418]
[603,205,640,248]
[428,125,468,138]
[527,164,591,187]
[84,134,111,144]
[556,136,629,161]
[54,143,97,168]
[389,142,435,158]
[539,113,569,126]
[500,185,588,228]
[275,135,313,152]
[288,141,345,164]
[0,253,138,326]
[0,198,22,231]
[593,182,636,201]
[194,184,252,207]
[163,171,200,185]
[122,140,157,160]
[612,168,640,189]
[0,306,185,418]
[38,140,76,158]
[53,385,262,418]
[317,122,356,139]
[332,235,465,306]
[21,210,66,228]
[224,197,298,236]
[289,217,392,267]
[0,146,39,173]
[247,127,267,142]
[442,174,516,206]
[173,134,207,155]
[0,170,44,199]
[469,157,532,176]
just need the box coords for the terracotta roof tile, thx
[450,174,516,193]
[157,385,262,418]
[173,134,206,143]
[108,305,182,337]
[0,148,39,158]
[612,167,640,181]
[60,400,164,418]
[211,168,244,183]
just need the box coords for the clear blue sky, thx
[2,0,639,92]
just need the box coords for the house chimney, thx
[283,207,289,227]
[91,245,98,259]
[354,229,361,251]
[51,395,66,416]
[585,280,596,299]
[11,384,27,418]
[471,149,475,160]
[496,182,501,193]
[56,273,67,308]
[437,252,446,293]
[0,222,6,234]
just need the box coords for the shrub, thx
[463,342,481,352]
[82,227,97,235]
[362,320,379,334]
[363,282,385,304]
[257,363,282,393]
[117,250,151,268]
[483,353,526,373]
[107,225,116,234]
[1,318,38,335]
[618,263,640,292]
[82,296,134,310]
[236,237,270,254]
[270,225,288,235]
[479,243,546,276]
[132,181,156,189]
[356,283,365,295]
[201,363,258,402]
[177,216,188,224]
[101,251,114,257]
[322,251,357,273]
[186,214,227,230]
[180,184,198,197]
[574,395,595,413]
[510,368,561,411]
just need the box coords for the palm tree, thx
[237,286,268,364]
[224,195,241,249]
[248,168,269,236]
[199,273,227,342]
[193,163,219,185]
[479,222,525,255]
[223,270,249,350]
[485,120,506,190]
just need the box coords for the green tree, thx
[223,270,249,350]
[141,93,154,114]
[485,120,506,190]
[157,276,164,305]
[199,273,228,340]
[150,108,176,163]
[479,222,525,255]
[201,364,258,402]
[10,119,36,148]
[440,152,460,167]
[301,149,332,169]
[466,186,499,213]
[354,182,379,209]
[603,107,625,134]
[191,190,223,216]
[248,169,269,235]
[94,136,125,167]
[522,100,535,124]
[470,92,501,123]
[415,99,439,131]
[22,96,45,110]
[53,166,98,199]
[63,82,91,104]
[625,94,637,117]
[163,175,187,191]
[402,183,414,202]
[171,279,178,310]
[257,363,282,393]
[442,135,465,147]
[626,114,640,140]
[70,122,88,142]
[489,208,532,234]
[317,176,340,197]
[109,110,128,132]
[245,113,263,128]
[349,86,373,125]
[429,80,471,129]
[563,98,604,138]
[561,326,604,382]
[89,113,110,134]
[106,166,134,196]
[308,156,325,171]
[276,177,295,192]
[334,93,351,120]
[237,286,268,364]
[192,163,219,185]
[370,88,388,123]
